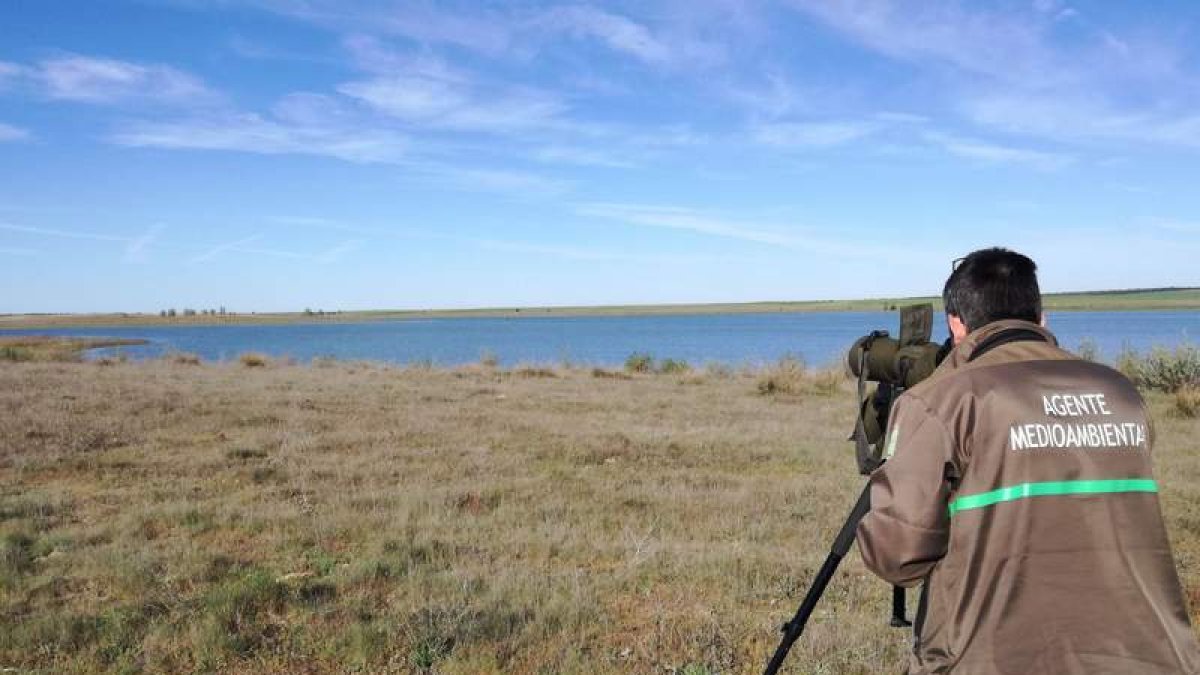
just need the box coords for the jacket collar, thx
[942,318,1058,369]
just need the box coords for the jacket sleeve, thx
[856,393,955,586]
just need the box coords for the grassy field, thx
[2,356,1199,673]
[3,287,1197,329]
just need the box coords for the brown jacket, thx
[857,319,1199,674]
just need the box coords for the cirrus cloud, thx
[37,54,220,106]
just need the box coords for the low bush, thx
[810,368,845,396]
[757,355,806,396]
[1139,345,1200,392]
[1120,345,1200,393]
[659,358,691,374]
[195,569,289,663]
[0,345,34,362]
[1,532,38,579]
[226,447,268,461]
[238,353,268,368]
[168,352,202,366]
[591,367,632,380]
[625,352,654,374]
[703,362,734,379]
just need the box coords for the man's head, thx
[943,247,1042,344]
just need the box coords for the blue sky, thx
[2,0,1199,313]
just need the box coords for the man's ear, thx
[947,313,969,345]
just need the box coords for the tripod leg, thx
[762,483,872,675]
[890,586,911,627]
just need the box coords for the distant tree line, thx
[159,306,230,318]
[156,307,343,318]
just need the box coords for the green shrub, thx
[404,606,462,671]
[625,352,654,373]
[1122,344,1200,392]
[1116,345,1141,381]
[1139,345,1200,392]
[196,569,289,662]
[0,345,33,361]
[1,532,37,579]
[659,358,691,374]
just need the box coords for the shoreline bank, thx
[3,288,1198,329]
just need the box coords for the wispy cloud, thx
[923,131,1073,170]
[269,215,391,236]
[1145,219,1200,235]
[751,120,883,148]
[0,222,131,242]
[243,2,722,69]
[190,234,262,263]
[36,54,220,106]
[466,237,716,265]
[721,72,808,120]
[417,166,573,198]
[338,75,566,133]
[579,202,805,248]
[2,220,364,266]
[961,93,1200,149]
[314,238,364,264]
[110,107,577,197]
[785,0,1200,152]
[354,3,513,55]
[785,0,1077,89]
[532,145,637,168]
[123,223,164,263]
[0,246,37,257]
[111,113,409,163]
[227,35,338,64]
[535,6,676,66]
[0,122,31,142]
[0,61,22,89]
[233,244,312,260]
[576,202,908,260]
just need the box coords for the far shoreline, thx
[1,287,1198,330]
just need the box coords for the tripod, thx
[761,482,910,675]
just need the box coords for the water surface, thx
[2,311,1194,367]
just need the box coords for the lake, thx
[1,311,1195,367]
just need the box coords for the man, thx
[857,247,1199,673]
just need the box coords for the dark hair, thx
[942,247,1041,332]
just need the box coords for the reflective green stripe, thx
[948,479,1158,516]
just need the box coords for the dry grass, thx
[1,360,1197,673]
[1177,387,1200,419]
